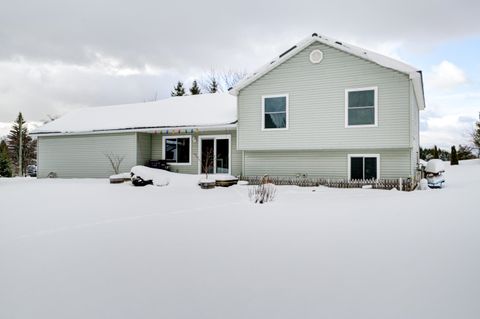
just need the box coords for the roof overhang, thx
[31,123,237,137]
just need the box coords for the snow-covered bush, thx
[130,166,170,187]
[418,178,429,190]
[249,183,277,204]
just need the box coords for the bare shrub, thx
[249,183,277,204]
[105,153,125,174]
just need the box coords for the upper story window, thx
[345,87,377,127]
[163,136,191,165]
[262,95,288,130]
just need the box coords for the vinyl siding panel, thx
[37,133,137,178]
[244,148,412,179]
[151,130,242,176]
[410,82,420,177]
[136,133,152,166]
[238,42,411,150]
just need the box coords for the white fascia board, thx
[31,124,238,137]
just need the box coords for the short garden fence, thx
[240,176,417,192]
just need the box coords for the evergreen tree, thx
[0,140,12,177]
[433,145,439,159]
[189,80,201,95]
[208,78,219,93]
[450,146,459,165]
[171,81,186,96]
[6,112,37,176]
[473,115,480,151]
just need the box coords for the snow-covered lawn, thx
[1,161,479,319]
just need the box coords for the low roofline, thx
[32,123,237,137]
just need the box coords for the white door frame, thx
[197,134,232,175]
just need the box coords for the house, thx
[32,33,425,181]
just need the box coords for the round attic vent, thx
[309,49,323,64]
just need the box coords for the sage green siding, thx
[237,42,411,150]
[37,133,137,178]
[410,82,420,176]
[244,148,412,179]
[151,130,242,176]
[136,133,152,166]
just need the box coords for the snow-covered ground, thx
[1,160,479,319]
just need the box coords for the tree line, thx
[420,144,477,165]
[171,70,247,97]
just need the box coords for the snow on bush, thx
[131,166,170,186]
[418,178,429,190]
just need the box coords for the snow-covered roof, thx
[32,93,237,135]
[230,33,425,110]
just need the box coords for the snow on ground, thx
[0,160,479,319]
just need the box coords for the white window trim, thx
[162,135,192,166]
[345,87,378,128]
[261,94,289,131]
[347,154,380,180]
[197,134,232,175]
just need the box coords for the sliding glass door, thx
[199,136,230,174]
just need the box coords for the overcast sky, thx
[0,0,479,148]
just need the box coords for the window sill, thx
[261,127,289,131]
[345,124,378,128]
[166,162,191,166]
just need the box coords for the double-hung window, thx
[263,95,288,129]
[163,136,191,164]
[348,154,379,180]
[345,87,377,127]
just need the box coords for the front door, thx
[200,136,230,174]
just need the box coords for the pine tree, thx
[473,115,480,151]
[189,80,201,95]
[0,139,12,177]
[171,81,186,96]
[6,112,37,176]
[208,78,219,93]
[450,146,459,165]
[433,145,439,159]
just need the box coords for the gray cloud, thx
[2,0,479,68]
[0,0,479,125]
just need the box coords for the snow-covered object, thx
[419,159,427,168]
[418,178,429,190]
[425,159,446,174]
[198,177,216,184]
[31,93,237,135]
[426,174,445,188]
[109,172,131,180]
[131,166,170,187]
[211,174,238,181]
[230,34,425,111]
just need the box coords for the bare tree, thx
[42,114,60,125]
[200,69,247,93]
[221,69,248,90]
[105,153,125,175]
[194,147,214,180]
